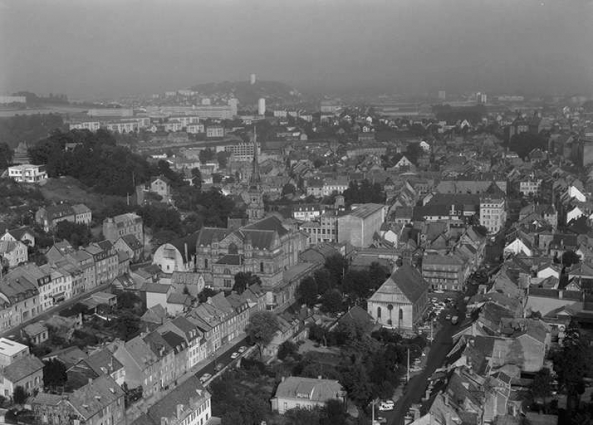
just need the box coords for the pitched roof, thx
[145,375,210,424]
[84,349,124,376]
[369,265,429,304]
[3,355,44,383]
[274,376,343,402]
[242,215,289,236]
[67,375,124,420]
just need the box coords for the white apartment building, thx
[8,164,48,184]
[479,196,507,234]
[69,121,101,131]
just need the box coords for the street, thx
[387,292,470,425]
[0,281,112,340]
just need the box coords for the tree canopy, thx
[43,358,67,389]
[233,272,261,295]
[343,179,385,206]
[246,311,279,355]
[28,129,153,196]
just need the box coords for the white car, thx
[231,352,240,359]
[238,346,247,353]
[378,402,395,411]
[199,373,212,383]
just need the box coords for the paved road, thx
[389,294,469,425]
[0,281,112,340]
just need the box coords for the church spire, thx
[250,126,261,185]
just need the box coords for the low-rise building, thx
[7,164,48,183]
[271,376,345,414]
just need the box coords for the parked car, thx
[378,400,395,411]
[199,373,212,383]
[231,352,240,359]
[451,316,459,325]
[238,346,248,353]
[215,363,224,372]
[445,314,452,321]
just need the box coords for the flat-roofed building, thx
[337,203,386,248]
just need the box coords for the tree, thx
[232,272,261,295]
[43,359,67,388]
[553,319,589,416]
[13,385,27,405]
[296,276,318,307]
[530,368,553,412]
[322,399,347,425]
[282,183,296,197]
[190,167,202,190]
[198,287,218,303]
[216,151,230,169]
[285,407,321,425]
[116,311,140,341]
[55,220,92,248]
[277,341,299,361]
[562,250,581,267]
[324,254,348,287]
[245,311,279,357]
[321,289,343,314]
[199,148,215,164]
[117,292,142,311]
[0,143,13,169]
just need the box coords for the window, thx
[260,262,264,273]
[377,307,381,318]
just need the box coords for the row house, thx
[0,270,41,330]
[0,240,28,268]
[102,213,144,243]
[300,213,339,245]
[31,375,125,425]
[35,203,92,232]
[84,241,119,285]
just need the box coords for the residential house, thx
[71,204,92,226]
[22,322,48,345]
[421,254,467,291]
[84,241,119,285]
[0,226,35,247]
[103,213,144,244]
[271,376,345,414]
[112,336,162,398]
[30,375,125,425]
[114,234,143,262]
[0,271,41,330]
[150,176,172,202]
[0,240,28,268]
[7,164,47,183]
[0,355,44,399]
[133,375,211,425]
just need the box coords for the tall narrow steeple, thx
[250,126,261,186]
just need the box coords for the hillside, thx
[190,80,302,105]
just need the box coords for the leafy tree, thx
[246,311,279,357]
[322,399,347,425]
[199,148,215,164]
[282,183,296,197]
[115,311,140,341]
[405,142,424,166]
[321,289,343,314]
[217,151,230,169]
[191,167,202,189]
[43,359,67,388]
[530,367,554,411]
[562,250,580,267]
[277,341,299,361]
[324,254,348,287]
[553,319,589,415]
[117,292,142,311]
[343,179,386,206]
[296,276,318,307]
[0,143,13,169]
[28,129,153,196]
[313,268,332,294]
[343,269,372,300]
[233,272,261,295]
[12,386,27,405]
[505,132,548,160]
[55,220,92,248]
[369,262,390,289]
[198,287,218,303]
[285,407,321,425]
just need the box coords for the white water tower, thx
[258,98,266,116]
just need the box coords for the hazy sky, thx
[1,0,592,100]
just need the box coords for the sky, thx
[1,0,592,100]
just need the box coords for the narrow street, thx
[0,281,112,340]
[389,292,470,425]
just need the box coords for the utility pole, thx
[406,347,410,383]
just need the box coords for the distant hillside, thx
[190,80,302,105]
